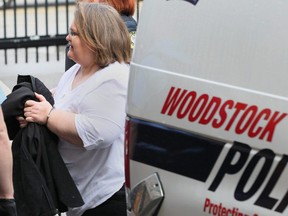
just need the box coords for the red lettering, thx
[259,112,287,142]
[161,87,187,116]
[212,100,234,128]
[235,105,258,134]
[203,197,251,216]
[203,198,211,212]
[248,109,271,138]
[225,102,247,131]
[161,87,288,142]
[188,94,209,122]
[177,91,197,119]
[199,96,221,125]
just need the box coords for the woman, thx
[65,0,137,71]
[22,3,131,216]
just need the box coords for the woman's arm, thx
[24,77,127,149]
[0,108,14,198]
[24,93,84,147]
[46,108,83,146]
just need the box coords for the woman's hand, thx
[24,92,53,125]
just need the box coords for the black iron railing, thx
[0,0,74,64]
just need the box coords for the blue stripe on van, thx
[129,118,225,182]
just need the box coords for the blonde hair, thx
[74,2,131,67]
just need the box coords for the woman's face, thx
[66,22,95,66]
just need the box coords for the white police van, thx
[124,0,288,215]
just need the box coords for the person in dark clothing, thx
[65,0,137,71]
[2,75,84,216]
[102,0,137,40]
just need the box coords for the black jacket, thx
[2,75,84,216]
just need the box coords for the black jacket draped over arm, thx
[2,75,84,216]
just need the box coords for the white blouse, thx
[53,61,129,216]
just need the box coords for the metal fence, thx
[0,0,75,64]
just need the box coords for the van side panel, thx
[126,0,288,215]
[132,0,288,96]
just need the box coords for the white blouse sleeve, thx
[75,78,127,150]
